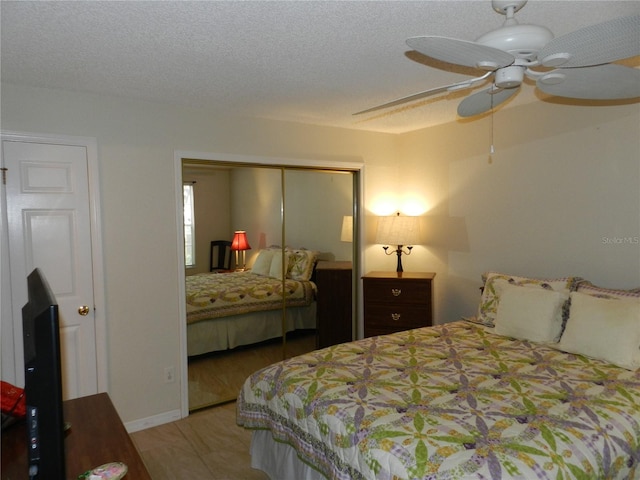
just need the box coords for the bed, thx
[237,272,640,479]
[187,248,319,357]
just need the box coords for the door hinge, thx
[0,168,7,185]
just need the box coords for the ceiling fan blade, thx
[538,15,640,68]
[353,71,493,115]
[407,36,515,69]
[457,86,519,117]
[537,64,640,100]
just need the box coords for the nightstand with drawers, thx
[362,271,435,337]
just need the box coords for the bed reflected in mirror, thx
[182,160,356,411]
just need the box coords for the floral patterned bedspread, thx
[186,272,315,324]
[237,321,640,480]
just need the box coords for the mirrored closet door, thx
[183,160,357,411]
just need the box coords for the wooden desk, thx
[2,393,151,479]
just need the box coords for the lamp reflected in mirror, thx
[231,230,251,271]
[376,213,420,272]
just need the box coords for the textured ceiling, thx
[2,1,638,134]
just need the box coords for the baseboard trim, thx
[125,408,182,433]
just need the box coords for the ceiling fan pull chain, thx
[489,86,495,163]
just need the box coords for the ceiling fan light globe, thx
[476,24,554,60]
[495,65,524,88]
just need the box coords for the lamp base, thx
[382,244,412,273]
[396,250,403,273]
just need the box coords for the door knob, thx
[78,305,90,316]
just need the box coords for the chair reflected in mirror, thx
[210,240,232,272]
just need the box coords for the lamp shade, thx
[376,215,420,246]
[231,231,251,251]
[340,216,353,242]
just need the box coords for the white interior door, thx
[3,137,102,399]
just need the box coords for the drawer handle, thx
[391,313,401,321]
[391,288,401,297]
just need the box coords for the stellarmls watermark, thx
[602,236,639,245]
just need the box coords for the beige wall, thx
[282,169,354,261]
[231,167,283,263]
[2,82,638,427]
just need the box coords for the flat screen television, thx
[22,268,66,480]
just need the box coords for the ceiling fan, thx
[355,0,640,118]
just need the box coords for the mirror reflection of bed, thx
[183,161,356,411]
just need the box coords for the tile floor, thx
[132,331,317,478]
[188,331,316,411]
[131,401,268,480]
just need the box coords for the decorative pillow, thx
[576,282,640,301]
[286,249,318,281]
[494,284,568,343]
[477,272,580,327]
[251,250,276,276]
[559,291,640,370]
[269,250,289,279]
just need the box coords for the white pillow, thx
[559,291,640,370]
[494,284,568,343]
[477,272,578,327]
[268,251,289,279]
[251,250,275,276]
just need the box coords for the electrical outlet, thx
[164,366,175,383]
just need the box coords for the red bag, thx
[1,381,26,419]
